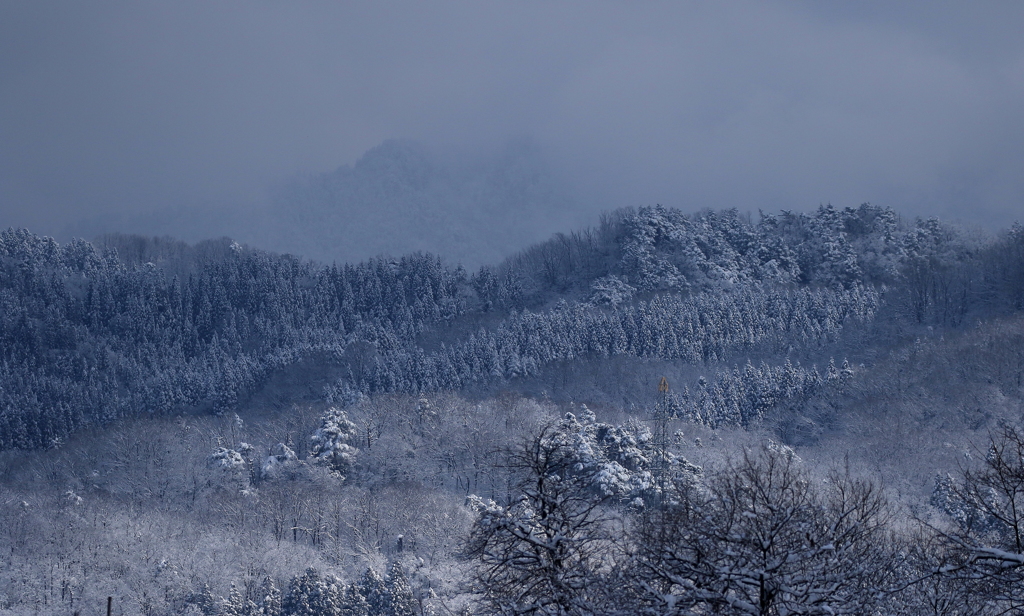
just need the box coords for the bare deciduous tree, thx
[464,424,616,616]
[929,424,1024,613]
[633,445,896,615]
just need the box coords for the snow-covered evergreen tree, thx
[358,568,388,616]
[254,578,283,616]
[220,582,258,616]
[382,562,416,616]
[310,407,359,479]
[338,583,369,616]
[282,568,343,616]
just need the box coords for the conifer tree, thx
[383,562,417,616]
[283,568,341,616]
[338,583,369,616]
[221,582,258,616]
[310,407,359,479]
[255,578,283,616]
[358,568,388,616]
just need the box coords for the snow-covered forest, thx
[2,204,1024,615]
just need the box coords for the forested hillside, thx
[3,204,1021,449]
[2,204,1024,615]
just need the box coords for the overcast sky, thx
[2,1,1022,248]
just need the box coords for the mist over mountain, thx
[58,139,586,269]
[260,139,583,268]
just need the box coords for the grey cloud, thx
[1,1,1021,264]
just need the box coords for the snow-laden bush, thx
[209,447,245,471]
[588,275,635,307]
[261,442,300,481]
[207,446,251,492]
[545,406,699,507]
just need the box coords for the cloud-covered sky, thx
[2,1,1022,248]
